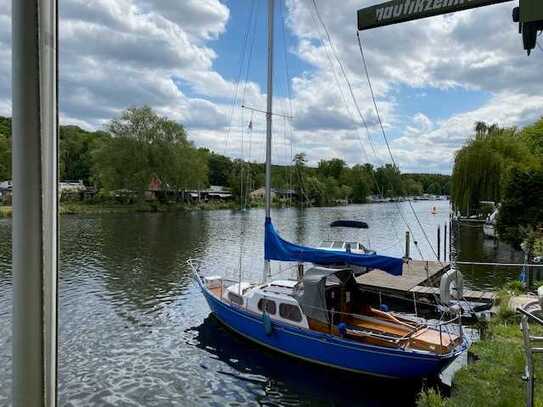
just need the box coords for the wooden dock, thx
[356,260,496,304]
[357,260,449,292]
[410,286,496,302]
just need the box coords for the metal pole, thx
[404,230,410,261]
[444,223,447,263]
[263,0,274,282]
[437,225,441,261]
[12,0,58,406]
[522,315,534,407]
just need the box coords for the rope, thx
[309,0,425,258]
[309,0,409,250]
[454,261,543,268]
[356,32,440,262]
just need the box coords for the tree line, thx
[0,106,450,205]
[451,119,543,249]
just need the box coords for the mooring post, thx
[297,263,304,281]
[444,223,447,263]
[437,226,441,261]
[449,219,452,262]
[12,0,58,406]
[404,231,410,261]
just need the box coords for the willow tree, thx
[93,106,208,198]
[451,123,535,215]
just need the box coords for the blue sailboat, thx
[191,0,467,379]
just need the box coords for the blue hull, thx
[197,281,464,379]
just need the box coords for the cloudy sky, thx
[0,0,541,173]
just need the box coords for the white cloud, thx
[0,0,541,174]
[280,0,543,172]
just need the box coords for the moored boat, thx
[191,260,467,379]
[191,0,467,380]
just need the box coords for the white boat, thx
[483,208,498,239]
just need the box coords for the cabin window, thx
[257,298,276,315]
[228,292,243,306]
[279,303,303,322]
[332,241,344,249]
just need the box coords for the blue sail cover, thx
[264,218,403,276]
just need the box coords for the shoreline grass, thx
[0,206,11,218]
[417,317,543,407]
[0,200,297,218]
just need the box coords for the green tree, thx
[0,133,10,181]
[402,177,424,196]
[497,167,543,247]
[521,117,543,158]
[317,158,346,180]
[451,125,536,215]
[0,117,11,181]
[93,106,207,198]
[293,153,308,204]
[60,125,109,184]
[204,150,233,186]
[376,164,402,197]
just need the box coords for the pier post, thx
[12,0,58,406]
[449,219,452,262]
[444,223,447,262]
[437,226,441,261]
[404,231,410,261]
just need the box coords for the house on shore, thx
[0,180,12,204]
[145,177,233,202]
[249,187,298,202]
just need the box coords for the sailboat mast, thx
[265,0,274,219]
[263,0,274,281]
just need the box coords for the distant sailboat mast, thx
[263,0,274,283]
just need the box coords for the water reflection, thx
[191,315,421,407]
[93,212,210,312]
[452,222,524,290]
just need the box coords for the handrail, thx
[519,303,543,407]
[519,306,543,326]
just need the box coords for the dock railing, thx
[519,303,543,407]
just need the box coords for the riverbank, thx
[0,201,242,218]
[0,200,368,217]
[418,314,542,406]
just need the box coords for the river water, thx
[0,200,524,406]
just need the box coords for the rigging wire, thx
[309,0,422,258]
[224,1,257,155]
[356,33,440,262]
[279,0,296,207]
[235,2,261,285]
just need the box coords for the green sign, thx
[520,0,543,23]
[358,0,512,30]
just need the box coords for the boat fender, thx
[262,312,273,336]
[337,322,347,337]
[379,304,389,312]
[440,269,464,305]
